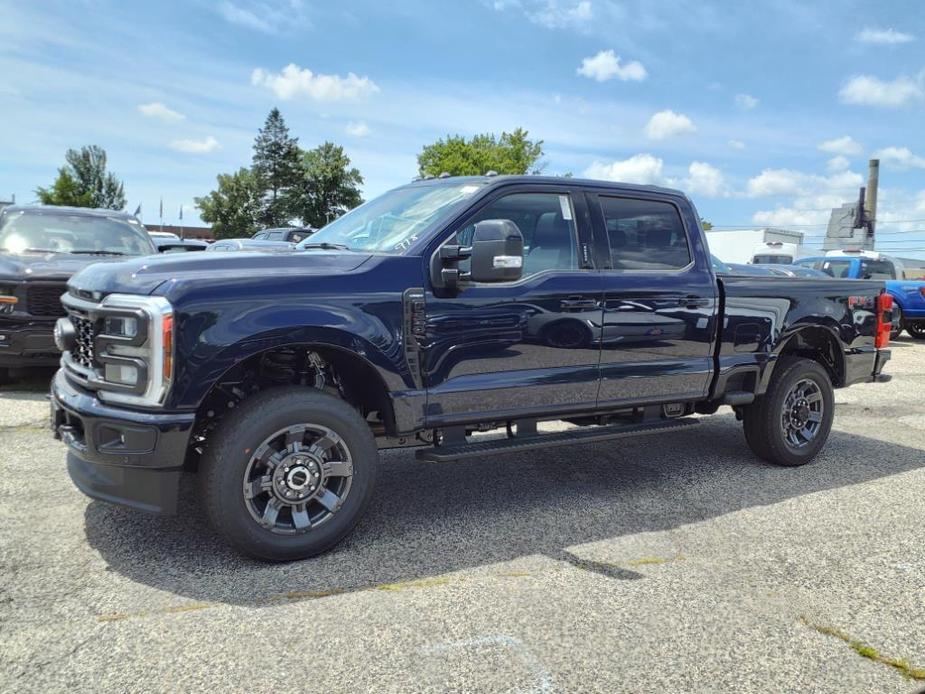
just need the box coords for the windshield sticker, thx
[559,195,573,221]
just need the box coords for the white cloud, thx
[746,168,862,198]
[752,207,830,227]
[682,161,727,197]
[137,102,185,123]
[817,135,862,156]
[169,136,220,154]
[826,156,850,173]
[251,63,380,101]
[645,110,696,140]
[495,0,593,30]
[734,93,758,109]
[345,121,371,137]
[839,74,924,107]
[218,0,309,34]
[728,139,746,150]
[855,27,915,44]
[584,153,664,185]
[873,146,925,169]
[576,49,647,82]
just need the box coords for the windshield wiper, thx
[69,250,127,256]
[2,247,63,254]
[299,242,352,251]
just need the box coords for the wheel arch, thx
[762,325,845,392]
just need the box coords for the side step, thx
[415,417,699,463]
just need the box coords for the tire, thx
[0,367,9,386]
[890,304,903,340]
[906,321,925,340]
[743,356,835,467]
[200,386,378,561]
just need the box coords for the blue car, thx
[795,252,925,339]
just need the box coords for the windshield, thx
[0,212,154,256]
[752,254,793,264]
[296,182,485,253]
[798,258,855,278]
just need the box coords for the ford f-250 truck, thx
[50,176,893,561]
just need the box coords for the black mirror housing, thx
[469,219,524,283]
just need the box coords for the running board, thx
[415,417,699,463]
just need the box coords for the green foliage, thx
[198,109,366,234]
[251,108,302,227]
[417,128,544,177]
[291,142,364,228]
[35,169,93,207]
[700,218,714,230]
[194,168,263,239]
[35,145,125,209]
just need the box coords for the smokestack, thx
[866,159,879,235]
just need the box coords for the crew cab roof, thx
[404,174,687,198]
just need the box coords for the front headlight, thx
[95,294,173,407]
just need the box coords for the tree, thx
[35,169,93,207]
[417,128,544,177]
[700,219,713,230]
[36,145,126,209]
[195,168,263,239]
[251,108,302,227]
[291,143,364,228]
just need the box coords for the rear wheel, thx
[906,321,925,340]
[743,356,835,467]
[201,387,378,561]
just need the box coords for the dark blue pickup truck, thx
[50,176,892,560]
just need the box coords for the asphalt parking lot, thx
[1,341,924,694]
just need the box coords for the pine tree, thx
[251,108,301,227]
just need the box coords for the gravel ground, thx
[1,340,924,694]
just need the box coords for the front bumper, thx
[51,369,195,514]
[0,319,59,366]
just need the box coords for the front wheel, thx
[906,321,925,340]
[743,356,835,467]
[201,387,378,561]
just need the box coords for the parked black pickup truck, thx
[50,176,892,560]
[0,206,156,382]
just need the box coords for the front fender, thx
[166,301,413,410]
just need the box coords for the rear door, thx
[587,191,718,405]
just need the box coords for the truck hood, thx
[0,251,129,281]
[68,250,374,296]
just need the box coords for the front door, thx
[423,187,603,426]
[588,192,718,405]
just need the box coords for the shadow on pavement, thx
[83,413,925,606]
[0,367,56,397]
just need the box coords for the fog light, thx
[104,363,139,386]
[103,316,138,338]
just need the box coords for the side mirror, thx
[468,219,524,283]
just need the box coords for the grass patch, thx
[801,617,925,681]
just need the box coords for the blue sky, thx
[1,0,924,255]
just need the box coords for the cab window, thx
[860,259,895,279]
[599,197,692,270]
[449,192,579,277]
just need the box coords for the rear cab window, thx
[596,196,692,271]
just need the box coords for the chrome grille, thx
[72,315,97,368]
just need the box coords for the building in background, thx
[705,228,805,264]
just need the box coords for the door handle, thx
[560,297,599,310]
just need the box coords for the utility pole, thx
[865,158,879,243]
